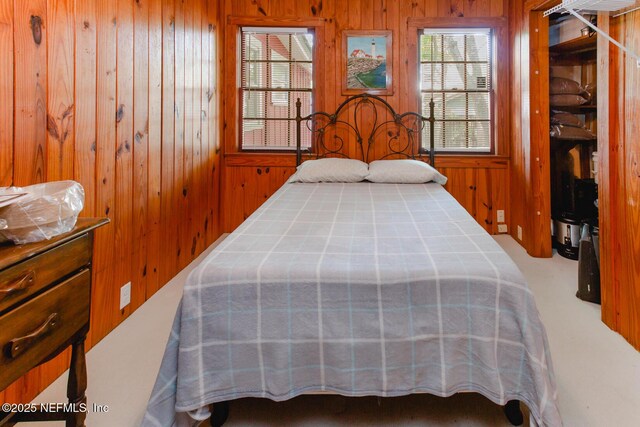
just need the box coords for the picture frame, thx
[342,30,393,95]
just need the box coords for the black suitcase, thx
[577,223,600,304]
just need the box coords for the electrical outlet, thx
[496,210,505,223]
[517,226,523,241]
[120,282,131,310]
[498,224,508,233]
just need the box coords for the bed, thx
[142,95,561,427]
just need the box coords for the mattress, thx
[142,182,561,426]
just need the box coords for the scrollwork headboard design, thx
[295,94,436,167]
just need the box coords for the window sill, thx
[225,152,509,169]
[430,154,509,169]
[225,152,298,167]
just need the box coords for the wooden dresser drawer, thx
[0,269,91,391]
[0,233,91,314]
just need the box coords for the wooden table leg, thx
[66,338,87,427]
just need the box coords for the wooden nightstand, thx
[0,218,108,427]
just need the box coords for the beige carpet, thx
[23,235,640,427]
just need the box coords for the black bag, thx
[577,223,601,304]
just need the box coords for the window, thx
[245,42,263,128]
[270,51,290,106]
[240,27,314,150]
[419,29,492,153]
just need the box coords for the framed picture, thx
[342,30,393,95]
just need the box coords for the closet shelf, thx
[550,136,597,143]
[550,34,597,55]
[551,104,597,113]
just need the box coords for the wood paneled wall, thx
[509,0,527,248]
[0,0,221,405]
[221,0,511,233]
[599,8,640,350]
[509,0,557,257]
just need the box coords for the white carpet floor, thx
[24,235,640,427]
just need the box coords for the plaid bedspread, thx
[142,183,561,426]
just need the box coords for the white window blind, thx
[420,29,493,153]
[240,28,314,150]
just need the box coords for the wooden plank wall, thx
[0,0,11,188]
[526,10,552,258]
[509,0,527,247]
[599,8,640,350]
[0,0,221,405]
[509,0,557,257]
[221,0,512,233]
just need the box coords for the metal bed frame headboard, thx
[295,94,436,167]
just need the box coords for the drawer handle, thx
[0,271,36,302]
[8,313,59,359]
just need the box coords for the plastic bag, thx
[550,77,585,95]
[584,83,597,103]
[550,124,596,140]
[549,94,589,107]
[551,111,584,128]
[0,181,85,244]
[0,218,6,243]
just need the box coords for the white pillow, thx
[366,159,447,185]
[289,158,369,183]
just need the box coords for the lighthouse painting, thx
[343,30,393,95]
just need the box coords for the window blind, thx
[240,28,314,150]
[420,29,493,153]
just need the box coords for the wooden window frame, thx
[225,16,325,158]
[408,17,509,157]
[419,28,493,154]
[240,29,313,150]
